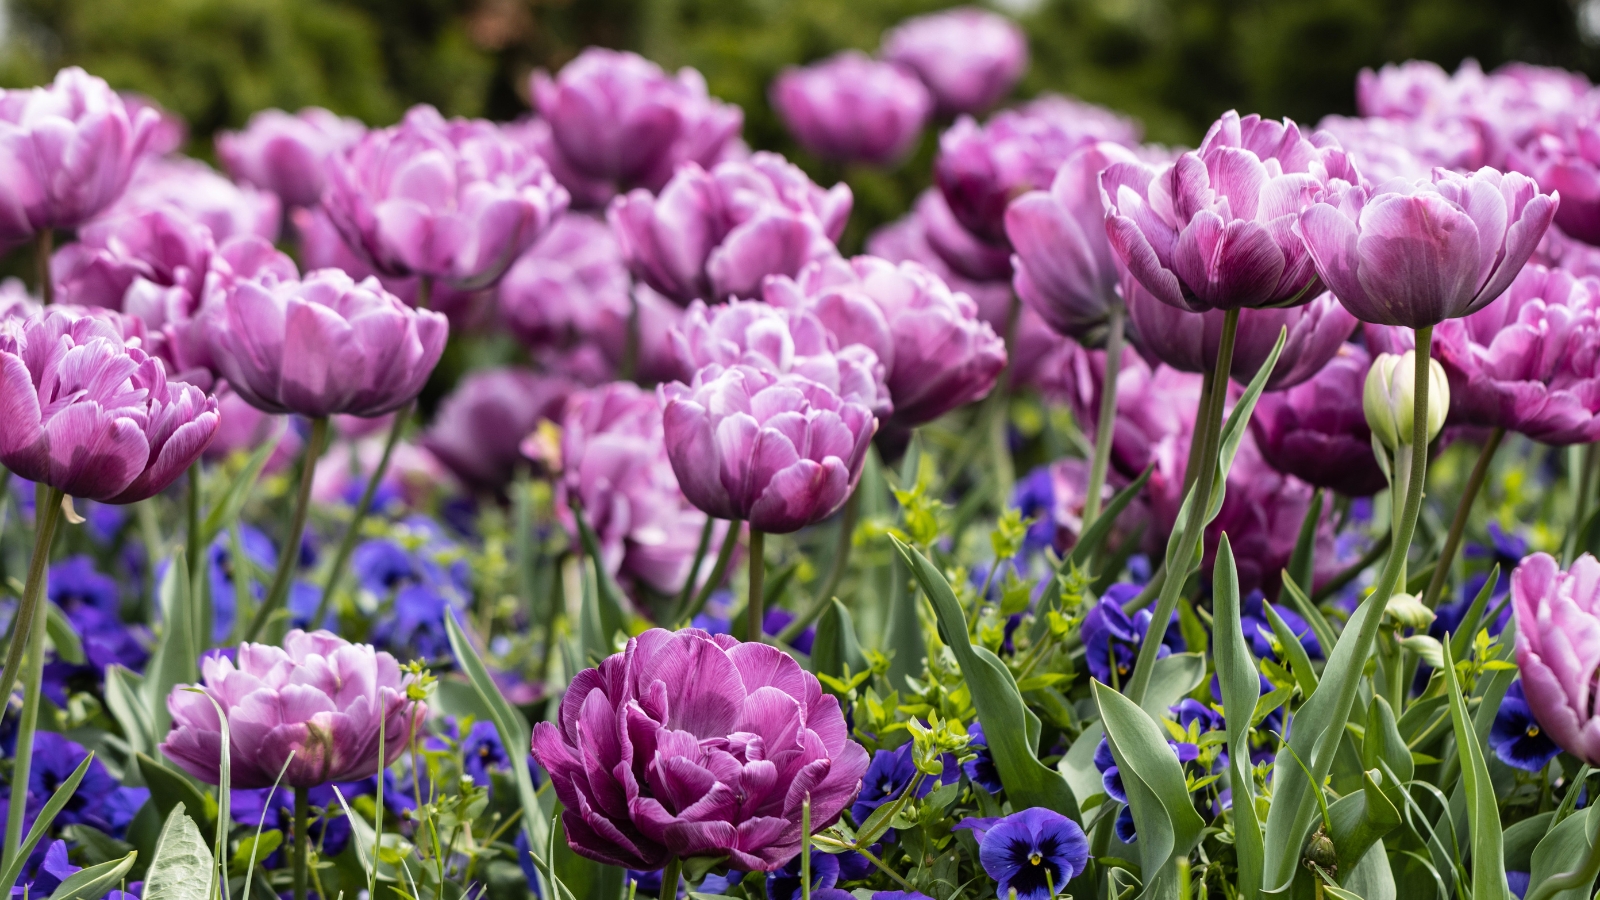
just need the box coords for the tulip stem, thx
[1181,371,1216,499]
[35,229,51,306]
[314,404,411,628]
[1125,308,1238,705]
[1082,305,1125,531]
[1421,427,1504,610]
[245,417,330,643]
[1569,443,1600,565]
[778,487,861,644]
[293,785,310,900]
[677,520,741,626]
[660,856,682,900]
[186,463,205,635]
[415,275,432,310]
[674,516,716,619]
[620,289,640,383]
[747,530,766,643]
[2,484,62,867]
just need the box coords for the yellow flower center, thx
[1528,724,1541,738]
[1030,853,1043,866]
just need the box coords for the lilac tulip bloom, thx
[497,212,630,352]
[1299,167,1556,328]
[764,256,1006,429]
[0,309,219,503]
[1509,551,1600,765]
[161,630,425,788]
[1251,342,1386,496]
[1103,111,1360,313]
[204,266,449,418]
[325,105,570,290]
[106,155,282,242]
[1510,120,1600,246]
[529,628,870,870]
[1432,263,1600,444]
[914,188,1013,282]
[1315,114,1487,183]
[661,364,874,533]
[937,94,1139,246]
[771,52,932,166]
[216,107,366,208]
[609,152,851,304]
[0,67,159,246]
[881,7,1028,116]
[422,367,575,493]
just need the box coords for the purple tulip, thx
[0,67,159,246]
[1315,114,1487,183]
[530,48,744,205]
[936,95,1139,246]
[671,298,892,418]
[1298,167,1557,328]
[880,7,1028,116]
[52,205,214,313]
[1123,272,1356,391]
[557,382,720,595]
[325,105,570,290]
[216,107,366,208]
[529,627,869,870]
[0,309,220,503]
[661,365,875,533]
[290,205,480,325]
[422,367,575,494]
[105,156,281,242]
[771,52,931,166]
[1251,342,1386,496]
[1511,552,1600,765]
[764,255,1007,428]
[914,188,1013,282]
[0,278,38,318]
[1058,345,1200,483]
[608,152,851,304]
[161,630,425,788]
[122,92,185,157]
[1103,111,1359,313]
[1006,141,1143,340]
[204,266,448,418]
[1509,120,1600,246]
[1432,263,1600,444]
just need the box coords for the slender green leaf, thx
[44,600,84,665]
[896,538,1078,816]
[1442,636,1509,900]
[1327,769,1400,873]
[103,664,153,762]
[1344,840,1397,900]
[1067,464,1154,570]
[46,851,137,900]
[144,550,199,741]
[1279,573,1337,660]
[1288,489,1323,596]
[0,754,94,897]
[1448,566,1500,665]
[1213,536,1264,900]
[1529,803,1600,900]
[199,436,280,547]
[811,598,866,680]
[1139,653,1205,721]
[1506,813,1555,874]
[138,752,211,830]
[141,805,213,900]
[1263,600,1317,697]
[568,499,628,643]
[1361,697,1412,810]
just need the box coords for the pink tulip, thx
[216,107,366,208]
[771,52,931,166]
[881,7,1028,116]
[1512,552,1600,765]
[105,156,281,242]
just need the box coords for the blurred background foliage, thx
[2,0,1596,245]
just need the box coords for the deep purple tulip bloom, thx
[52,205,214,313]
[530,628,869,870]
[1511,552,1600,765]
[880,7,1028,116]
[1123,271,1357,391]
[0,67,159,246]
[325,105,570,290]
[976,808,1090,900]
[1490,680,1562,772]
[771,52,932,166]
[1432,263,1600,444]
[1298,167,1557,328]
[1509,119,1600,245]
[421,367,575,493]
[1251,342,1386,496]
[498,212,630,352]
[1104,111,1360,313]
[764,256,1006,429]
[936,95,1139,246]
[671,299,891,419]
[107,156,282,242]
[530,48,743,203]
[914,188,1013,282]
[204,267,448,418]
[608,152,851,304]
[661,364,874,533]
[216,107,366,208]
[161,630,425,788]
[0,309,219,503]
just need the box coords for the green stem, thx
[747,530,765,643]
[1181,370,1217,499]
[245,417,329,642]
[415,275,432,310]
[186,463,204,638]
[293,785,310,900]
[659,856,682,900]
[313,404,410,628]
[1126,308,1238,704]
[1083,305,1125,529]
[620,289,640,383]
[674,516,716,619]
[678,520,741,626]
[2,486,60,866]
[778,487,860,644]
[1570,443,1599,565]
[36,230,52,306]
[1421,427,1504,609]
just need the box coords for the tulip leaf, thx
[1059,721,1105,806]
[47,851,137,900]
[104,664,154,764]
[138,752,212,830]
[1139,652,1205,721]
[1505,813,1555,874]
[1262,600,1317,696]
[1066,463,1154,571]
[1529,801,1600,900]
[811,598,866,680]
[1344,841,1398,900]
[44,599,84,665]
[1361,697,1413,808]
[143,549,200,743]
[568,497,628,644]
[142,804,213,900]
[1448,565,1500,665]
[1093,680,1205,892]
[1327,769,1401,874]
[885,551,925,692]
[199,434,281,548]
[0,754,94,898]
[1214,535,1264,900]
[1287,488,1323,597]
[1442,635,1509,900]
[895,537,1078,817]
[1279,573,1337,659]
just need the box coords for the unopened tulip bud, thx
[1364,350,1449,450]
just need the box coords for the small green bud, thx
[1364,350,1449,450]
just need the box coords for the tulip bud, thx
[1363,350,1449,450]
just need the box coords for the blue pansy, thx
[1490,681,1561,772]
[964,722,1004,794]
[767,849,838,900]
[1012,466,1059,556]
[1114,806,1138,844]
[1240,591,1322,660]
[0,733,149,839]
[209,524,278,641]
[1093,737,1126,803]
[976,807,1090,900]
[851,742,958,824]
[1082,589,1183,686]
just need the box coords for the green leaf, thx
[896,537,1078,816]
[143,550,200,742]
[199,435,280,548]
[46,851,137,900]
[568,499,628,645]
[1139,652,1205,722]
[103,664,154,763]
[1505,813,1554,874]
[141,805,213,900]
[1327,769,1401,873]
[138,752,212,830]
[811,598,866,680]
[1263,600,1317,697]
[1059,721,1105,806]
[1213,536,1264,900]
[1344,840,1397,900]
[44,600,84,665]
[230,830,283,878]
[1449,566,1500,665]
[1093,681,1205,892]
[1067,464,1154,571]
[1442,636,1509,900]
[1361,697,1412,810]
[1279,573,1337,662]
[1529,803,1600,900]
[0,754,94,897]
[1288,488,1323,597]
